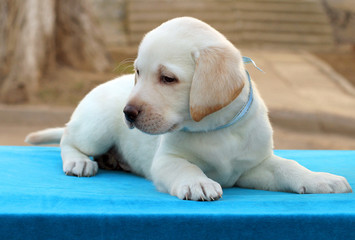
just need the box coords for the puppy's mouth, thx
[123,106,182,134]
[125,120,135,129]
[125,118,179,135]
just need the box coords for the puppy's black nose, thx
[123,105,139,123]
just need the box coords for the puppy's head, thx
[124,17,246,134]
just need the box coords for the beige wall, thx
[323,0,355,43]
[89,0,355,48]
[89,0,127,47]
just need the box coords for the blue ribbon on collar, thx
[181,57,263,133]
[242,56,264,73]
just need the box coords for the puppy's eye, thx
[161,75,177,84]
[136,69,140,76]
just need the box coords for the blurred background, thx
[0,0,354,149]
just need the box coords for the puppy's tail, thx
[25,127,64,145]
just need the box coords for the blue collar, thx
[181,57,262,133]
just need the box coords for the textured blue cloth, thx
[0,146,354,240]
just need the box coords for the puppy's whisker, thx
[113,61,133,69]
[113,58,136,74]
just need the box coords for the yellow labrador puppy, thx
[26,17,352,200]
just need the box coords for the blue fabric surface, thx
[0,146,354,240]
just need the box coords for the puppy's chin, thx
[131,122,180,135]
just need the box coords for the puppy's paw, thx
[172,177,223,201]
[63,158,99,177]
[298,172,352,194]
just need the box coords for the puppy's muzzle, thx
[123,105,140,123]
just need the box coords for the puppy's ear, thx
[190,46,245,122]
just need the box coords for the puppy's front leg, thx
[60,131,98,177]
[151,155,223,201]
[237,154,352,194]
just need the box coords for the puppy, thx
[26,17,352,200]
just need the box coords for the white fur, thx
[26,17,352,200]
[25,127,64,145]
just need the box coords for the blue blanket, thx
[0,146,354,240]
